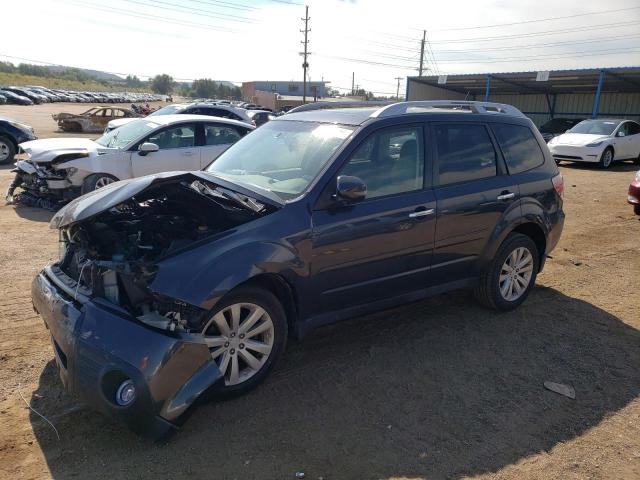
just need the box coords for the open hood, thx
[50,171,284,229]
[19,138,104,163]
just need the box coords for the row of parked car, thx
[0,85,163,105]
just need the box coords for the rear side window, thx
[435,124,496,185]
[492,124,544,174]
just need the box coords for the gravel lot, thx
[0,104,639,480]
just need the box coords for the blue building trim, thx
[592,70,605,118]
[484,75,491,101]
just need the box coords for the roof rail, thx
[370,101,526,118]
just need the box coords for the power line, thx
[427,5,640,32]
[434,46,640,64]
[182,0,258,11]
[315,54,416,70]
[122,0,256,23]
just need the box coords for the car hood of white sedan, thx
[18,138,115,163]
[107,117,136,129]
[551,133,610,146]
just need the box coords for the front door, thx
[431,122,519,283]
[132,123,200,177]
[310,125,436,314]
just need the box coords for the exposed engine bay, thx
[57,179,270,332]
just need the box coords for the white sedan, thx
[7,115,254,205]
[548,119,640,168]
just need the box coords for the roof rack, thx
[370,101,526,118]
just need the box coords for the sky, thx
[2,0,640,95]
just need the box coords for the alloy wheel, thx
[0,141,9,162]
[499,247,534,302]
[94,176,116,189]
[201,303,275,386]
[602,149,612,168]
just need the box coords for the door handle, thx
[409,208,435,218]
[182,151,194,156]
[497,192,516,201]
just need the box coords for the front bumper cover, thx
[31,267,223,437]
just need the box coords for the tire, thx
[200,286,288,398]
[474,233,540,311]
[599,147,614,169]
[0,135,16,165]
[634,153,640,166]
[81,173,118,194]
[634,205,640,216]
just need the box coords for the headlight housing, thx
[586,141,604,147]
[8,120,34,133]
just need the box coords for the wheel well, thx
[513,223,546,266]
[242,274,298,337]
[0,134,17,149]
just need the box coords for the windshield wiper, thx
[189,180,265,213]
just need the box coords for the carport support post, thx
[484,75,491,101]
[592,70,605,119]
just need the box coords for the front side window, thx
[627,122,640,135]
[339,126,424,199]
[204,124,242,146]
[207,120,354,200]
[435,124,496,185]
[146,124,195,150]
[492,123,544,174]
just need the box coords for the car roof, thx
[277,108,380,126]
[141,114,253,128]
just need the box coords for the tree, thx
[125,75,142,88]
[192,78,218,98]
[150,74,174,94]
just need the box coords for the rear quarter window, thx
[492,123,545,174]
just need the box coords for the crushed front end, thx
[8,159,79,209]
[31,173,275,436]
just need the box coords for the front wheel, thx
[0,135,16,165]
[599,147,614,169]
[81,173,118,194]
[474,233,540,311]
[200,286,287,397]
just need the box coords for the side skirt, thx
[296,277,476,338]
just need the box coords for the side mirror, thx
[616,131,625,138]
[334,175,367,203]
[138,142,159,156]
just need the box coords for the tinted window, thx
[435,124,496,185]
[492,124,544,174]
[147,124,195,149]
[340,126,424,199]
[204,124,242,146]
[628,122,640,135]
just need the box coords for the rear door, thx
[131,123,200,176]
[310,124,436,313]
[431,122,519,283]
[200,122,247,168]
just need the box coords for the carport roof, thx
[408,67,640,95]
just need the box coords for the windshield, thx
[568,120,620,136]
[206,120,354,200]
[95,119,160,149]
[149,105,184,116]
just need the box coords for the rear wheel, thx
[200,286,287,397]
[81,173,118,194]
[474,233,540,311]
[0,135,16,165]
[599,147,614,169]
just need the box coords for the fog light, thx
[115,379,136,406]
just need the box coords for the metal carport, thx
[406,67,640,126]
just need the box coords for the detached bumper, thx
[31,268,223,437]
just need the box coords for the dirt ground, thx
[0,104,639,480]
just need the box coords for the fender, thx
[15,160,37,175]
[150,240,304,312]
[478,197,550,272]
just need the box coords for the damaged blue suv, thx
[32,101,565,436]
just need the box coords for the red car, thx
[629,170,640,215]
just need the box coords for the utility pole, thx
[395,76,402,99]
[418,30,426,77]
[300,5,310,104]
[351,72,355,95]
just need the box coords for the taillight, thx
[552,173,564,198]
